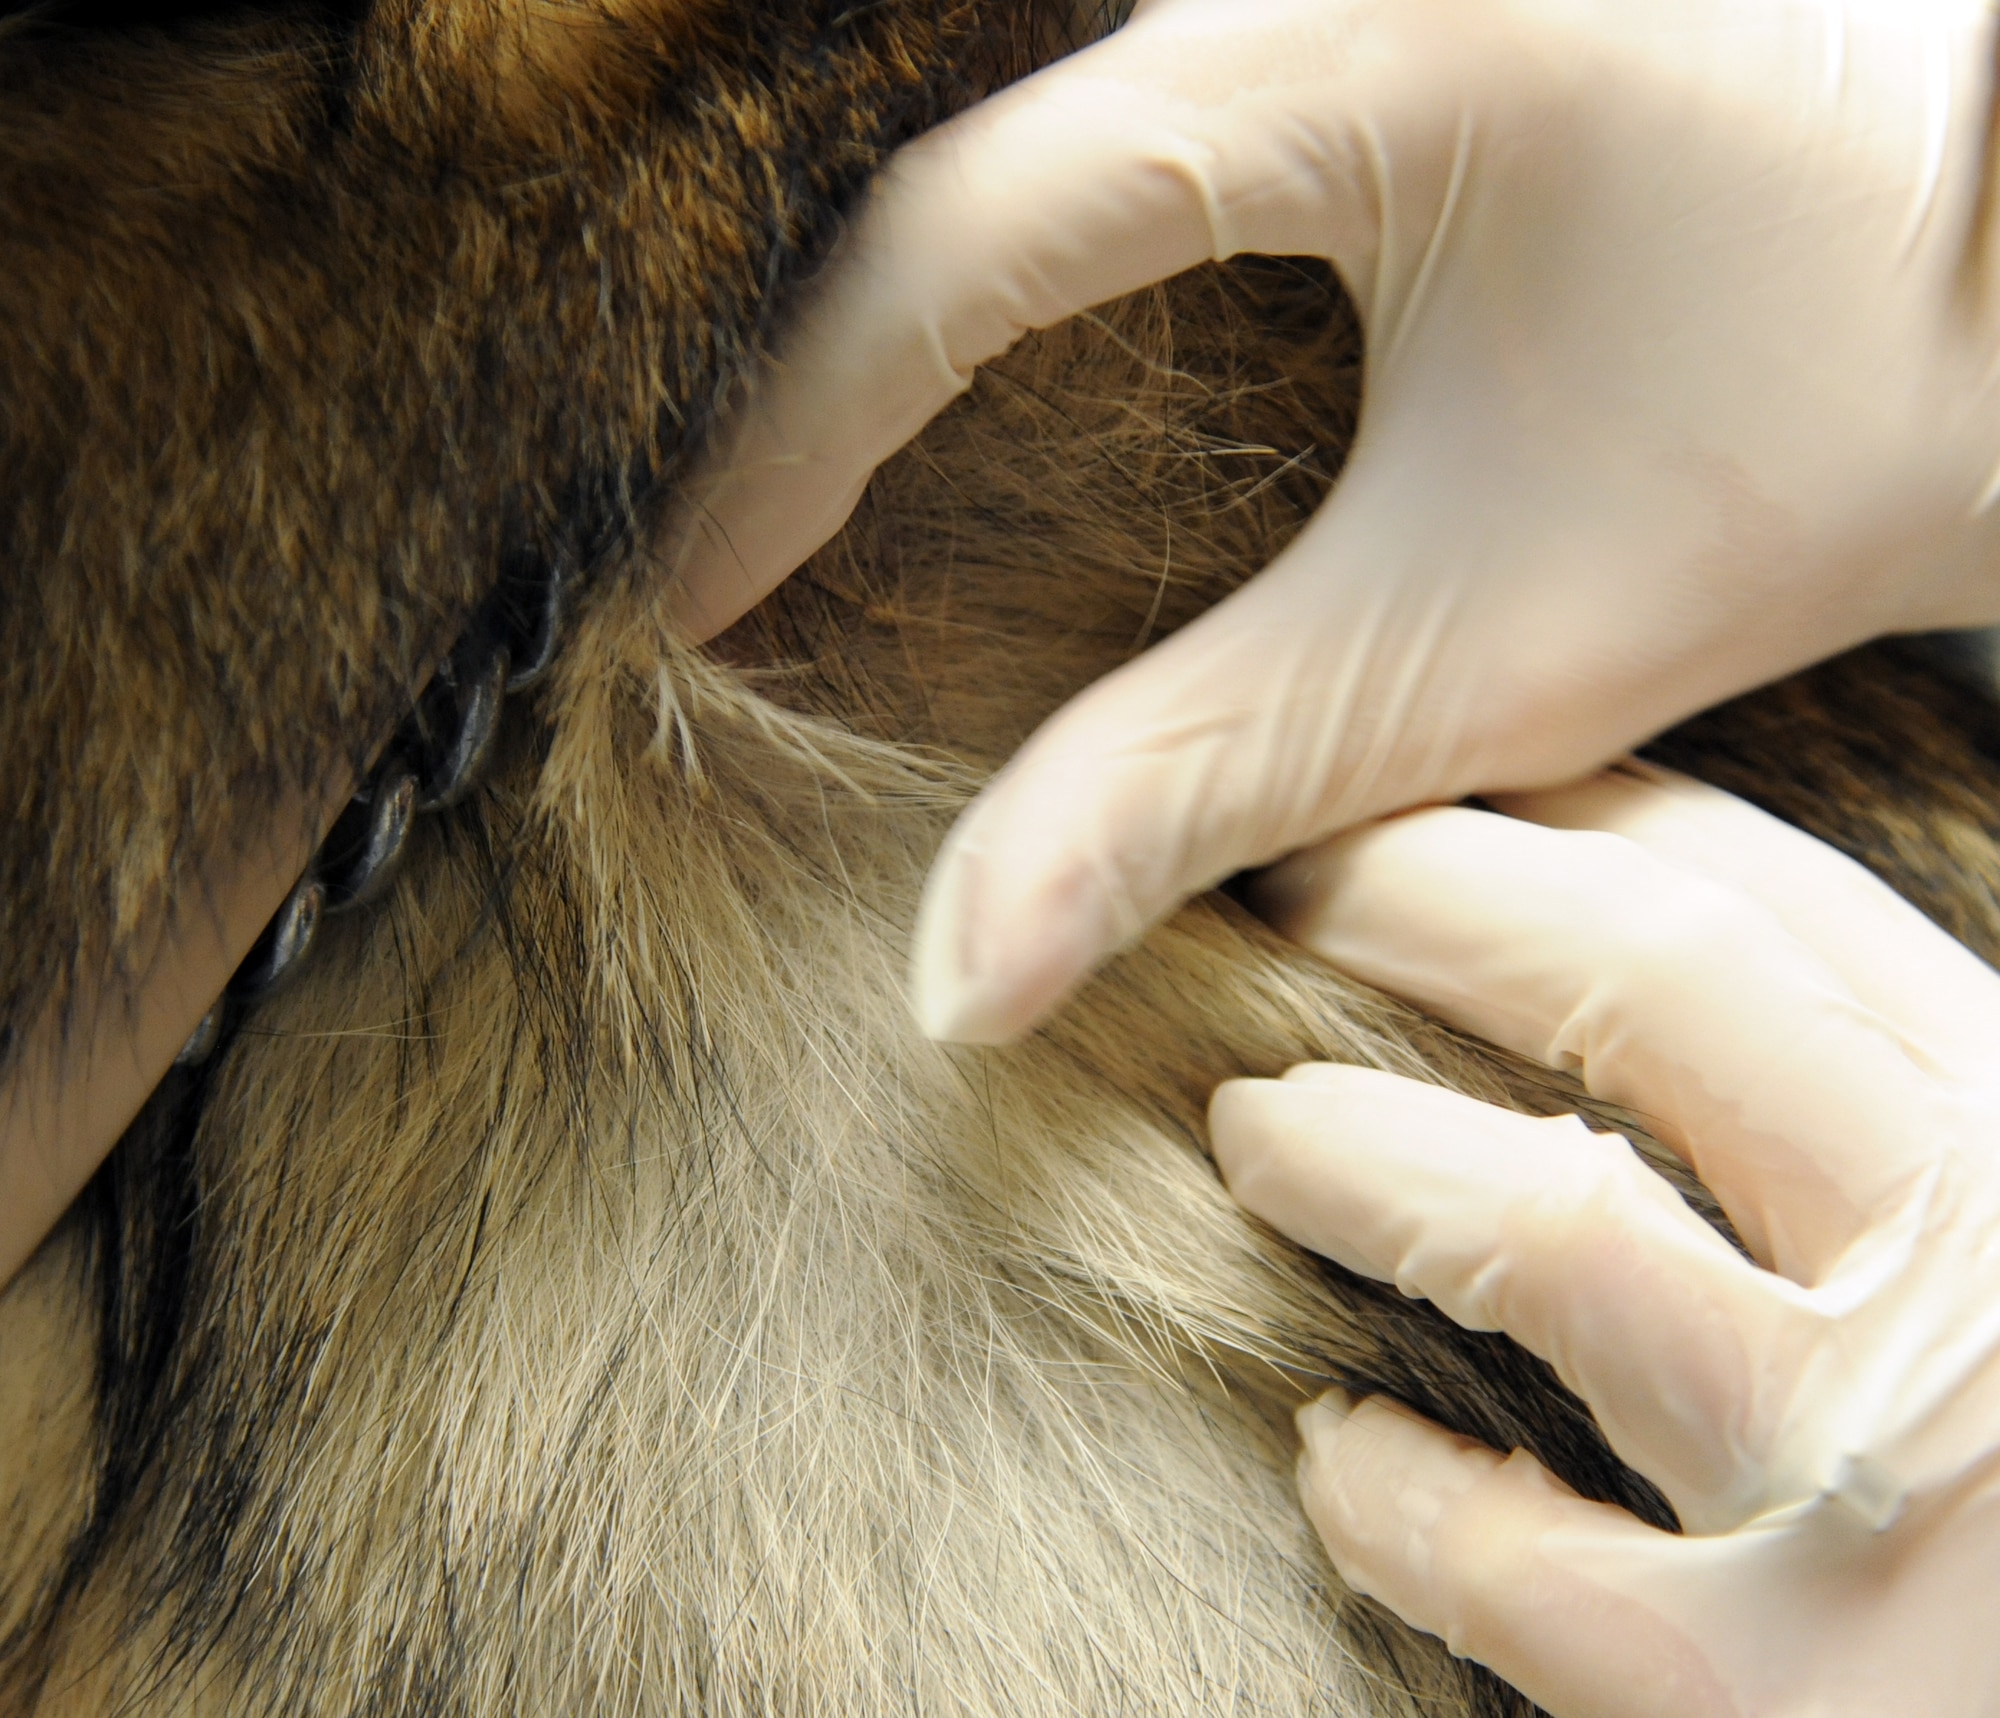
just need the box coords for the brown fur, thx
[7,7,2000,1717]
[0,0,1069,1061]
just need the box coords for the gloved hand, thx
[1210,760,2000,1717]
[672,0,2000,1044]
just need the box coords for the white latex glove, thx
[672,0,2000,1044]
[1209,760,2000,1717]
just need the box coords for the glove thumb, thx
[910,484,1497,1044]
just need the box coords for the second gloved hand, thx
[1212,762,2000,1716]
[672,0,2000,1044]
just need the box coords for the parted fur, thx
[9,7,2000,1717]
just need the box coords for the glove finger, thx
[1296,1391,1741,1718]
[1215,1066,1801,1525]
[669,0,1484,641]
[1250,805,1949,1283]
[1489,760,2000,1091]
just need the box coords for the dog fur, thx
[8,6,2000,1716]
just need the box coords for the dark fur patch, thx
[0,0,1067,1062]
